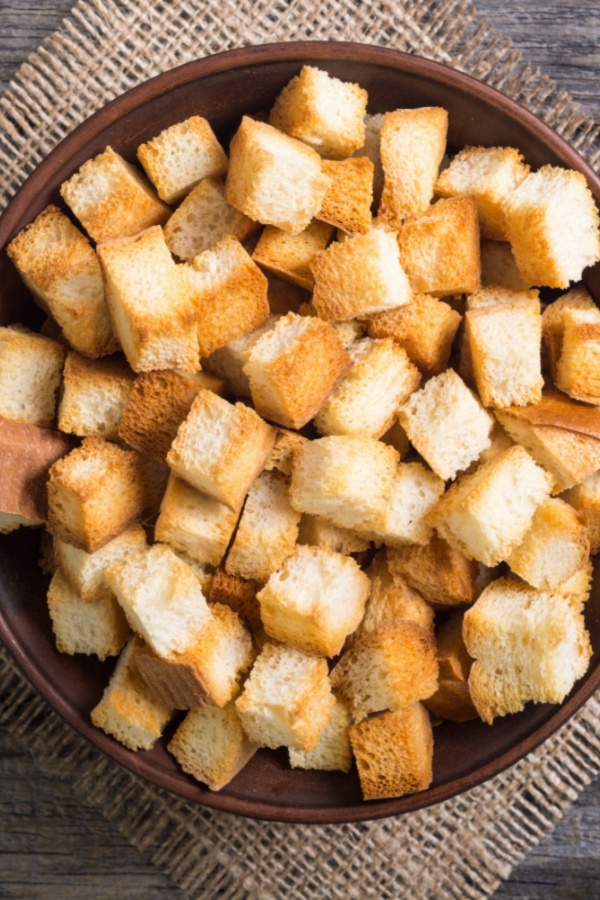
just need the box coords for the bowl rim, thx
[1,39,599,825]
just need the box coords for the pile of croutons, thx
[2,63,600,802]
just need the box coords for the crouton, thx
[289,697,352,773]
[355,112,385,206]
[252,220,334,290]
[378,107,448,226]
[398,196,481,296]
[463,577,591,723]
[297,515,370,556]
[264,428,308,477]
[242,311,351,429]
[58,352,134,440]
[257,545,370,657]
[315,338,421,439]
[559,560,594,609]
[317,157,374,234]
[225,117,331,235]
[423,611,476,724]
[564,471,600,554]
[167,389,276,510]
[209,568,262,634]
[235,642,335,751]
[96,227,199,373]
[542,286,597,381]
[503,165,600,288]
[137,116,228,205]
[555,305,600,404]
[480,240,530,290]
[47,438,144,552]
[398,369,493,480]
[387,535,481,606]
[269,65,367,159]
[6,206,116,358]
[0,327,64,428]
[203,316,280,398]
[60,146,170,243]
[311,229,411,321]
[424,679,477,723]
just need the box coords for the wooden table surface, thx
[1,1,600,896]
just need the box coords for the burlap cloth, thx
[1,1,600,896]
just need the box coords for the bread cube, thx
[387,535,481,606]
[155,473,239,567]
[463,577,592,723]
[290,435,399,530]
[269,65,367,159]
[58,352,134,440]
[350,704,433,800]
[225,117,331,235]
[91,638,172,751]
[0,327,64,428]
[7,206,116,358]
[209,568,262,634]
[507,499,589,590]
[242,312,351,429]
[378,107,448,226]
[185,235,270,357]
[257,545,370,657]
[480,240,530,290]
[435,146,530,240]
[169,701,258,790]
[564,471,600,554]
[399,196,481,296]
[466,285,540,311]
[311,229,411,321]
[331,621,438,720]
[47,438,144,551]
[355,112,385,205]
[317,157,373,234]
[315,338,421,439]
[542,286,597,381]
[504,165,600,288]
[137,116,228,205]
[289,697,352,773]
[358,462,444,547]
[298,515,369,556]
[264,428,308,477]
[167,389,276,510]
[555,305,600,404]
[558,561,594,610]
[367,293,461,377]
[252,220,334,290]
[47,568,130,660]
[203,316,280,398]
[398,369,493,480]
[423,610,477,723]
[54,521,147,602]
[432,446,553,566]
[97,226,199,373]
[60,146,169,243]
[235,642,335,751]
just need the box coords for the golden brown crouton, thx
[58,352,135,441]
[387,535,481,607]
[542,285,597,381]
[480,240,531,290]
[209,568,262,635]
[252,220,334,290]
[317,157,374,234]
[0,326,65,428]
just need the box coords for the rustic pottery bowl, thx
[0,41,599,824]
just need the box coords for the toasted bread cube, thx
[425,679,477,724]
[331,621,438,720]
[269,65,367,159]
[480,240,530,290]
[311,229,411,321]
[358,462,444,547]
[350,704,433,800]
[424,610,477,722]
[47,438,144,551]
[54,522,147,602]
[367,294,461,377]
[559,560,594,610]
[564,471,600,554]
[155,473,239,567]
[225,471,300,582]
[504,165,600,288]
[298,515,369,556]
[137,116,228,205]
[432,446,553,566]
[252,220,334,290]
[47,568,130,659]
[542,286,597,381]
[317,157,373,235]
[91,638,171,751]
[466,285,540,311]
[289,697,352,773]
[203,316,280,398]
[225,117,331,235]
[463,577,592,723]
[185,235,270,357]
[242,312,351,429]
[0,327,64,428]
[378,107,448,226]
[134,603,254,708]
[435,146,530,240]
[97,227,199,373]
[354,113,385,205]
[507,498,589,590]
[315,338,421,439]
[257,545,370,657]
[398,369,493,480]
[399,196,481,296]
[235,642,335,751]
[7,206,116,358]
[290,435,399,530]
[106,543,212,657]
[169,701,258,790]
[264,428,308,477]
[60,146,169,243]
[209,568,262,634]
[387,535,481,606]
[555,305,600,404]
[167,389,276,510]
[58,352,134,440]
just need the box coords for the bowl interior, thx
[1,42,599,824]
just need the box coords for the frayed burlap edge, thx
[1,1,599,898]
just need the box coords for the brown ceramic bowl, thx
[1,41,599,824]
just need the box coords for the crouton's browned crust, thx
[387,535,480,606]
[252,220,334,290]
[210,567,263,635]
[318,157,374,234]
